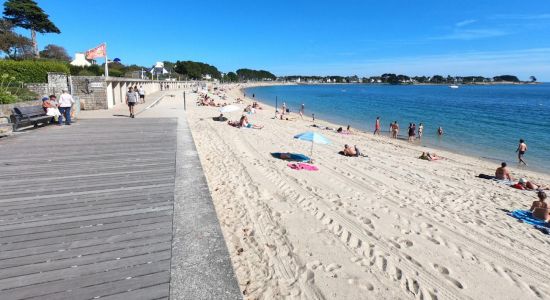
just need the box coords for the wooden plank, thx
[0,260,171,300]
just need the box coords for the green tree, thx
[493,75,519,82]
[224,72,238,82]
[3,0,60,57]
[0,19,33,59]
[39,44,70,61]
[529,76,537,82]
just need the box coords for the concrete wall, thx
[24,73,196,111]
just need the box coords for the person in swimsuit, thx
[392,121,399,139]
[240,115,263,129]
[516,139,527,165]
[418,123,424,139]
[343,144,357,156]
[495,162,513,181]
[374,117,381,135]
[437,126,443,136]
[530,191,549,221]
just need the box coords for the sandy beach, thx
[185,83,550,300]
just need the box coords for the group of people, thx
[125,86,146,118]
[492,162,549,221]
[376,118,441,141]
[41,89,75,125]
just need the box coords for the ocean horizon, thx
[246,83,550,174]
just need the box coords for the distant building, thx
[70,53,91,67]
[150,62,168,78]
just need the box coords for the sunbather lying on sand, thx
[419,152,440,161]
[530,191,549,221]
[515,178,549,190]
[239,115,263,129]
[227,120,240,127]
[342,144,367,157]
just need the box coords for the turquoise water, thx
[246,84,550,173]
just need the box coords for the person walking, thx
[58,89,75,125]
[126,86,138,118]
[138,85,146,103]
[516,139,528,165]
[373,116,381,135]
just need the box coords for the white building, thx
[70,53,92,67]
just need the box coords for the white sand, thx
[185,83,550,300]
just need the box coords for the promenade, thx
[0,90,241,299]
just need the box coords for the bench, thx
[11,105,52,131]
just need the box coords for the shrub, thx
[0,91,17,104]
[0,60,69,83]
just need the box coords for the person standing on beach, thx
[58,89,75,125]
[282,102,286,115]
[516,139,528,165]
[408,123,414,141]
[300,103,305,119]
[392,121,399,138]
[418,123,424,139]
[126,86,138,118]
[374,117,381,135]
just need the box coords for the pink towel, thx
[287,163,319,171]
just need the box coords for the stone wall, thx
[71,76,108,110]
[25,72,69,97]
[24,83,49,98]
[48,73,69,95]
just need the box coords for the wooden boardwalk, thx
[0,119,185,299]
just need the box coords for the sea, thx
[245,84,550,174]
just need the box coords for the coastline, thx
[244,84,550,177]
[185,83,550,299]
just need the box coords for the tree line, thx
[280,74,537,84]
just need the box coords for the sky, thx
[4,0,550,80]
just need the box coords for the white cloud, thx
[491,14,550,20]
[433,29,510,40]
[455,19,477,27]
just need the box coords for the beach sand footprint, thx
[433,263,464,289]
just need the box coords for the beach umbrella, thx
[220,105,240,113]
[293,131,331,162]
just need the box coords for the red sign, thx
[86,44,106,59]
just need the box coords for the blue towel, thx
[509,210,549,234]
[271,152,310,162]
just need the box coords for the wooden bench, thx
[11,105,52,131]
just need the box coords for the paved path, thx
[0,91,241,299]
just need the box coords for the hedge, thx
[0,60,70,83]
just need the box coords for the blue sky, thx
[5,0,550,80]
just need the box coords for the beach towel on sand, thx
[508,210,549,234]
[287,163,319,171]
[271,152,311,162]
